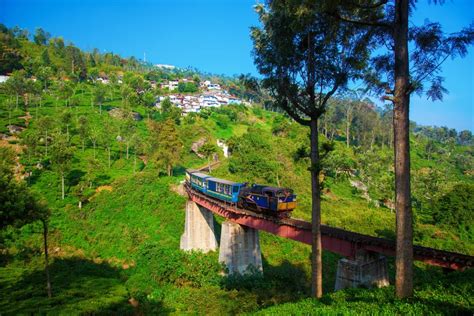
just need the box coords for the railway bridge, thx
[180,184,473,290]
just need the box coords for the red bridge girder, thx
[186,185,473,271]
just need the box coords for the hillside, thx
[0,25,473,314]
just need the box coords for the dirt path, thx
[0,112,30,180]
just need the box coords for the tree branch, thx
[331,12,392,30]
[347,0,388,9]
[279,98,311,126]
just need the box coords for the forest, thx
[0,22,473,314]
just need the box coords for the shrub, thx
[432,183,474,229]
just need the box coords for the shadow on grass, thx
[67,169,86,187]
[0,257,169,315]
[375,228,396,240]
[315,254,474,314]
[221,256,309,305]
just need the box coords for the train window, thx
[233,186,239,193]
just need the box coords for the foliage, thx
[148,119,183,176]
[433,183,474,230]
[228,128,281,184]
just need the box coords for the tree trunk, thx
[310,118,323,298]
[208,157,211,174]
[168,164,172,177]
[82,139,85,152]
[126,143,129,160]
[16,94,19,109]
[393,0,413,299]
[134,155,137,174]
[45,131,48,156]
[346,111,351,147]
[42,219,52,298]
[108,147,111,168]
[93,141,96,159]
[61,172,65,200]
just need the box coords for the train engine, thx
[238,184,297,217]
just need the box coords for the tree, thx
[251,1,374,298]
[458,130,472,145]
[0,25,23,73]
[36,66,53,90]
[58,81,74,107]
[148,119,182,176]
[331,0,473,298]
[94,83,107,114]
[5,70,27,108]
[33,28,50,45]
[0,147,52,298]
[121,115,137,160]
[160,97,182,124]
[99,117,117,169]
[120,84,133,109]
[36,116,54,156]
[60,110,74,142]
[41,48,51,65]
[77,115,89,151]
[50,132,74,199]
[88,125,101,159]
[198,142,218,173]
[64,45,87,80]
[229,128,281,184]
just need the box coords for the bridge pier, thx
[180,200,218,253]
[335,250,389,291]
[219,221,263,275]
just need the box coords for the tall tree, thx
[148,119,183,176]
[77,115,89,152]
[33,28,50,45]
[5,70,27,108]
[0,147,52,298]
[36,116,54,156]
[331,0,474,298]
[94,83,107,114]
[50,132,74,199]
[198,142,218,173]
[251,0,375,298]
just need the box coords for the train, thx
[185,170,297,217]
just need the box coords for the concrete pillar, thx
[218,221,263,275]
[335,250,389,291]
[180,200,218,253]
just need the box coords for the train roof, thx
[206,177,243,186]
[250,184,294,194]
[189,172,211,179]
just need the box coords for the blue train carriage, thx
[187,171,211,194]
[239,184,297,214]
[205,177,246,203]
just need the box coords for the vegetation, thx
[0,23,473,314]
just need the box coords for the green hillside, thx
[1,25,473,314]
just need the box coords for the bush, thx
[126,243,222,299]
[432,183,474,229]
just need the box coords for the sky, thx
[0,0,473,131]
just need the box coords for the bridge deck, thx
[185,184,473,271]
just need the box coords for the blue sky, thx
[0,0,473,131]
